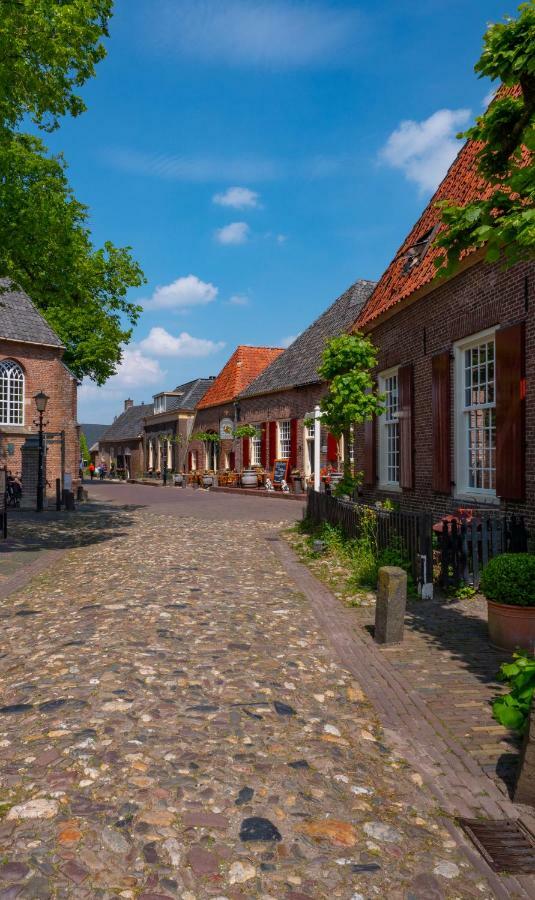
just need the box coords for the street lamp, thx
[34,391,49,512]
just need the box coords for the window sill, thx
[453,491,499,507]
[378,483,402,493]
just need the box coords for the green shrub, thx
[377,546,417,599]
[493,653,535,733]
[480,553,535,607]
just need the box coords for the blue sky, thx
[54,0,511,423]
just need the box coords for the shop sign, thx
[219,417,234,440]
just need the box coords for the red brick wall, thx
[354,259,535,526]
[0,340,79,493]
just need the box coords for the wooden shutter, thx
[432,351,451,493]
[188,451,192,471]
[326,433,338,465]
[242,437,250,469]
[269,421,277,467]
[260,423,267,467]
[363,418,376,487]
[229,450,235,470]
[496,322,525,500]
[398,364,414,490]
[290,418,298,469]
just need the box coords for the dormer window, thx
[403,225,439,273]
[153,394,166,414]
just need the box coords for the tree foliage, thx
[318,334,384,480]
[0,0,113,131]
[0,1,145,383]
[79,430,90,465]
[0,133,144,382]
[435,2,535,275]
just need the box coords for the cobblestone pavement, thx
[0,496,495,899]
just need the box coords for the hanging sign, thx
[272,458,289,487]
[219,417,234,439]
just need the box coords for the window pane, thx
[382,373,400,484]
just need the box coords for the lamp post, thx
[34,390,49,512]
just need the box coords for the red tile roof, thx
[356,86,522,329]
[197,345,284,409]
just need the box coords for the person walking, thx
[89,462,95,481]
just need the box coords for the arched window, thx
[0,360,24,426]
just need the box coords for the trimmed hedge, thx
[480,553,535,607]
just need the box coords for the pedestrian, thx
[89,462,95,480]
[99,462,107,481]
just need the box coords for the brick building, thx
[353,136,535,525]
[98,400,152,478]
[190,346,283,471]
[236,280,375,483]
[143,378,215,473]
[0,280,79,498]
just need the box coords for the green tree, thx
[0,1,145,383]
[80,431,90,466]
[0,133,144,382]
[318,334,384,485]
[0,0,112,132]
[435,2,535,275]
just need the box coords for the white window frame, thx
[304,423,315,476]
[278,420,291,459]
[454,327,498,502]
[378,367,400,490]
[250,425,262,466]
[0,359,24,426]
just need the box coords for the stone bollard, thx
[64,490,75,511]
[374,566,407,645]
[514,694,535,805]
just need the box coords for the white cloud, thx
[276,234,287,244]
[379,108,471,193]
[227,294,250,306]
[107,347,165,388]
[144,275,218,310]
[281,334,298,348]
[213,186,260,209]
[105,148,280,182]
[148,0,363,68]
[215,222,250,245]
[139,327,225,358]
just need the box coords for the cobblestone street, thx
[0,487,496,898]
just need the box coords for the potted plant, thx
[291,468,303,494]
[202,470,214,488]
[480,554,535,653]
[191,431,221,483]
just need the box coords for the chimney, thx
[124,398,134,411]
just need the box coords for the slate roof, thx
[99,403,153,443]
[0,279,64,348]
[239,279,375,398]
[80,424,109,449]
[164,378,216,412]
[356,85,522,329]
[198,346,284,409]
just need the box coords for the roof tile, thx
[198,346,284,409]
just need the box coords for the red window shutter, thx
[496,322,525,501]
[363,418,376,487]
[229,451,235,469]
[269,421,277,467]
[260,423,267,468]
[327,433,338,465]
[398,364,414,490]
[432,351,451,493]
[188,451,192,470]
[290,418,298,469]
[242,437,250,469]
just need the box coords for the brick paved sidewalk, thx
[275,538,535,900]
[0,502,497,899]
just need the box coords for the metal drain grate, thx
[458,818,535,873]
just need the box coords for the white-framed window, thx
[304,423,315,476]
[378,368,400,487]
[278,420,291,458]
[0,359,24,426]
[454,328,496,498]
[250,425,262,466]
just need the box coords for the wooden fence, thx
[306,489,433,586]
[438,514,530,589]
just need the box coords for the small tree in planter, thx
[233,424,260,486]
[481,553,535,652]
[191,431,220,482]
[318,333,384,496]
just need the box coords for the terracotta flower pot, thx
[487,599,535,654]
